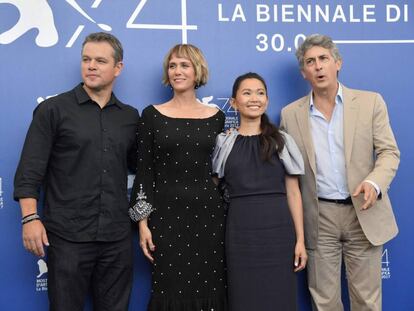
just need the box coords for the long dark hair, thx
[232,72,285,162]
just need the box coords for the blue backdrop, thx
[0,1,413,310]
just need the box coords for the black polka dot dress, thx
[130,105,227,310]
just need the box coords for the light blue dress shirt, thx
[309,84,350,199]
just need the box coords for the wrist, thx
[296,237,305,244]
[138,219,148,227]
[20,198,38,216]
[21,213,41,225]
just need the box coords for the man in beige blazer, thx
[280,34,400,311]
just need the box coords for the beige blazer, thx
[280,85,400,249]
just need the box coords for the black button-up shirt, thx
[14,84,139,242]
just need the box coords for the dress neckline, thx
[237,132,261,137]
[150,104,221,120]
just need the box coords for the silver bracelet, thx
[21,213,40,225]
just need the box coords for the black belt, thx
[318,197,352,205]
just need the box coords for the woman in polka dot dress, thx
[129,44,227,310]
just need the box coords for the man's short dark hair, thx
[82,32,123,64]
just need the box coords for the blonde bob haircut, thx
[162,44,209,88]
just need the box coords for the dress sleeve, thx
[279,131,305,175]
[212,133,227,178]
[129,107,156,222]
[212,131,238,178]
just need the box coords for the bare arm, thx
[138,218,155,262]
[285,175,307,272]
[20,198,48,257]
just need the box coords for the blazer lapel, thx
[295,93,317,175]
[343,86,359,165]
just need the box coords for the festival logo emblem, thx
[37,259,48,278]
[37,94,57,105]
[0,0,58,47]
[1,0,198,48]
[204,96,238,129]
[36,259,48,292]
[381,248,392,279]
[199,96,220,109]
[0,0,111,47]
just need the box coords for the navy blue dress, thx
[224,135,297,311]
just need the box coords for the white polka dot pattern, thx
[130,105,228,310]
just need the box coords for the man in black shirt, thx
[14,32,139,311]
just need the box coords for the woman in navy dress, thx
[213,72,307,311]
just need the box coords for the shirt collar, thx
[75,83,123,109]
[309,82,343,111]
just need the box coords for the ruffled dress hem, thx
[148,296,228,311]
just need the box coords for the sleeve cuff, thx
[128,184,155,222]
[364,180,381,196]
[13,189,40,202]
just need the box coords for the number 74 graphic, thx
[126,0,198,43]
